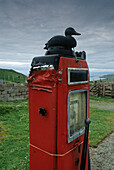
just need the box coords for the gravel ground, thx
[90,100,114,170]
[90,132,114,170]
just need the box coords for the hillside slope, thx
[0,68,28,83]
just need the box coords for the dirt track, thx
[90,100,114,111]
[90,100,114,170]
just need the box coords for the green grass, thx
[0,99,114,169]
[89,107,114,146]
[0,100,29,170]
[0,68,28,83]
[90,95,114,102]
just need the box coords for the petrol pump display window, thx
[68,90,88,143]
[68,68,88,85]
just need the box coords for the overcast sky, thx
[0,0,114,75]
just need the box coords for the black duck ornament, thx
[44,27,81,56]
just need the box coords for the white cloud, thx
[0,61,30,66]
[90,68,114,72]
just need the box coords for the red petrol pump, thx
[28,27,91,170]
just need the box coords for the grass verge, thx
[90,96,114,102]
[89,107,114,146]
[0,100,29,170]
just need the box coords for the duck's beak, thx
[44,43,48,49]
[73,31,81,36]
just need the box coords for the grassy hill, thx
[0,68,28,84]
[100,74,114,82]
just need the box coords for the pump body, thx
[28,53,90,170]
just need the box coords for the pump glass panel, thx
[68,68,88,85]
[68,90,88,143]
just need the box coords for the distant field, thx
[0,68,28,83]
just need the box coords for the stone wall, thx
[0,83,28,101]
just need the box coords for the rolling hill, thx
[0,68,28,84]
[100,74,114,82]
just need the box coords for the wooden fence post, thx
[111,84,114,98]
[102,83,105,97]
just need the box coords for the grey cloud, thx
[0,0,114,75]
